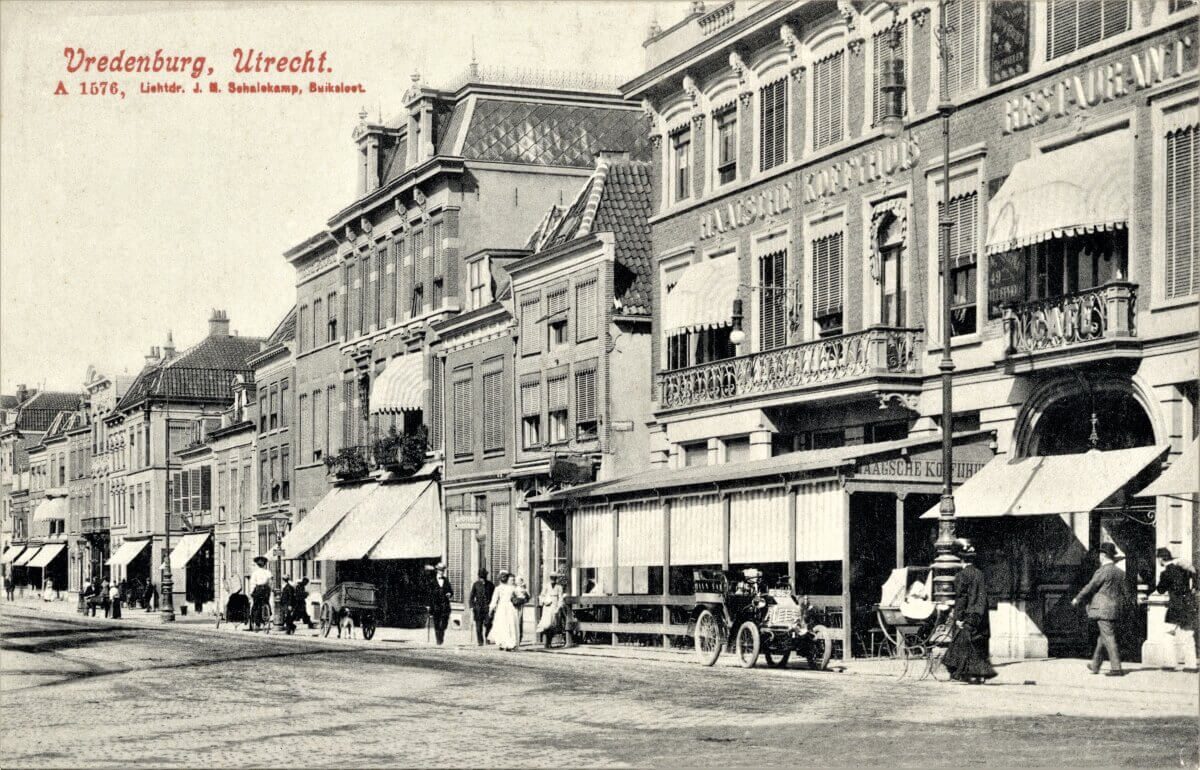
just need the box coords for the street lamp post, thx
[149,371,175,622]
[270,512,289,633]
[880,0,959,606]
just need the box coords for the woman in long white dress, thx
[487,574,520,650]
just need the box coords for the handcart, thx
[320,581,378,640]
[874,567,953,681]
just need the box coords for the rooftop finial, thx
[358,106,368,122]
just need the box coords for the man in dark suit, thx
[280,576,296,634]
[427,561,453,645]
[1073,542,1130,676]
[468,568,495,646]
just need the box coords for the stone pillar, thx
[749,429,773,460]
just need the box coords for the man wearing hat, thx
[1155,547,1198,665]
[1072,542,1130,676]
[468,568,495,646]
[248,555,273,631]
[426,561,454,645]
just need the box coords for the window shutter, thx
[201,466,211,511]
[944,0,978,99]
[547,375,568,411]
[547,288,567,316]
[180,469,191,514]
[938,192,979,271]
[431,221,444,277]
[574,369,597,423]
[813,233,844,316]
[521,382,541,417]
[453,379,472,455]
[1048,0,1129,60]
[758,250,788,351]
[521,299,541,355]
[341,380,354,449]
[430,356,444,451]
[813,51,844,150]
[759,79,787,171]
[482,371,503,451]
[1166,126,1198,299]
[872,23,907,126]
[575,280,597,341]
[490,503,510,574]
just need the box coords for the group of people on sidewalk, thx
[222,555,314,633]
[80,577,158,619]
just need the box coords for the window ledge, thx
[925,332,983,354]
[1149,295,1199,313]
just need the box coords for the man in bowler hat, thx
[1073,542,1131,676]
[468,568,495,646]
[427,561,453,645]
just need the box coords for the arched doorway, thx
[1029,389,1156,456]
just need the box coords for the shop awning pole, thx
[662,499,672,649]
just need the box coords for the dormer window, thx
[468,257,491,310]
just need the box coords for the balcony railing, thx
[698,1,736,35]
[657,326,923,410]
[81,516,109,534]
[1001,282,1136,357]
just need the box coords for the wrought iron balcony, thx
[81,516,109,534]
[657,326,923,411]
[1001,281,1137,359]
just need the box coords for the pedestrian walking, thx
[41,578,55,602]
[1073,542,1131,676]
[294,577,314,629]
[427,561,453,645]
[513,576,530,646]
[108,581,122,619]
[468,568,495,646]
[280,576,296,634]
[4,575,14,601]
[101,578,111,617]
[1155,547,1198,666]
[144,580,157,612]
[942,539,996,684]
[536,572,576,648]
[487,573,520,651]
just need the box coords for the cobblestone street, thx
[2,607,1196,768]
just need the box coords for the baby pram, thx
[874,566,953,680]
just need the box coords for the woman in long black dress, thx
[943,539,997,684]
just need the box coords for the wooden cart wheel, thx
[693,609,724,667]
[320,604,332,637]
[362,614,376,640]
[806,625,833,671]
[735,621,761,668]
[764,649,791,668]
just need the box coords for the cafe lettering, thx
[1004,35,1194,134]
[698,183,793,240]
[802,137,920,204]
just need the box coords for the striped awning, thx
[280,483,375,559]
[169,532,212,571]
[369,354,428,415]
[315,478,439,562]
[1,545,26,564]
[32,496,68,522]
[661,254,739,335]
[28,543,65,569]
[1138,438,1199,498]
[986,129,1131,255]
[107,539,150,567]
[14,546,43,567]
[367,480,443,561]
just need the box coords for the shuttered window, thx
[1166,125,1198,299]
[341,380,354,449]
[943,0,979,99]
[671,128,691,202]
[490,503,510,575]
[347,262,361,337]
[812,51,844,150]
[872,23,907,126]
[482,371,503,452]
[575,369,597,423]
[521,382,541,417]
[548,376,568,411]
[452,378,472,456]
[385,240,398,324]
[547,288,567,315]
[430,221,444,278]
[447,520,466,603]
[759,79,787,171]
[937,192,979,271]
[575,279,597,341]
[758,250,788,351]
[1047,0,1129,60]
[520,298,540,355]
[362,253,374,332]
[430,356,444,451]
[812,233,844,317]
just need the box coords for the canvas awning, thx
[32,496,68,522]
[13,546,42,566]
[169,532,212,571]
[921,445,1168,519]
[280,483,375,559]
[28,543,65,569]
[367,481,443,560]
[1,545,26,564]
[369,354,428,414]
[661,254,739,335]
[107,539,150,567]
[315,479,439,562]
[1138,438,1199,498]
[985,129,1131,255]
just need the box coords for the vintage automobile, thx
[691,568,833,670]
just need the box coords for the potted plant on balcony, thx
[324,446,369,481]
[372,425,428,478]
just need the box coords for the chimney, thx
[208,309,231,337]
[144,347,160,366]
[162,331,176,360]
[597,149,631,166]
[16,383,27,404]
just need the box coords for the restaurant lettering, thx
[698,183,793,240]
[1004,35,1194,134]
[857,457,987,483]
[802,137,920,204]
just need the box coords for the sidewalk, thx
[5,594,1196,697]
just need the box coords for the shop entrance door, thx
[849,493,898,656]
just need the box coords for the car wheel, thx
[693,609,724,667]
[735,621,761,668]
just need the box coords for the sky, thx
[0,0,684,394]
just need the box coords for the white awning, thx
[369,354,428,414]
[1138,439,1199,498]
[661,254,739,335]
[13,546,42,566]
[169,532,212,571]
[315,479,438,562]
[367,481,443,560]
[985,129,1131,255]
[1,545,27,564]
[107,539,151,567]
[280,483,375,559]
[28,543,65,569]
[32,496,68,522]
[921,445,1168,519]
